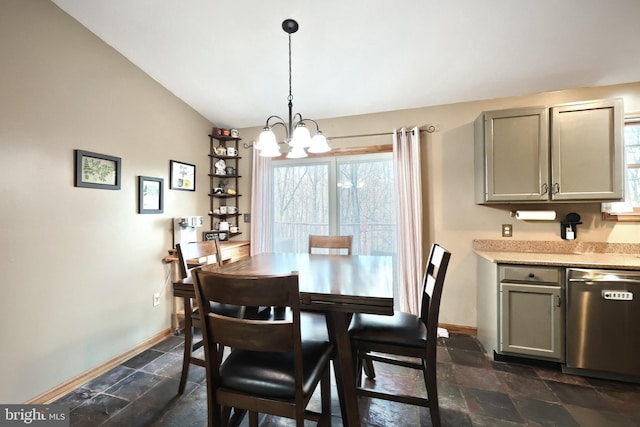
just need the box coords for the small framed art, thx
[138,176,164,214]
[202,230,219,241]
[170,160,195,191]
[75,149,121,190]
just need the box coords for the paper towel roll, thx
[515,210,556,221]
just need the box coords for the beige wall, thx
[239,82,640,332]
[0,0,212,402]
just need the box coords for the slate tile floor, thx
[54,333,640,426]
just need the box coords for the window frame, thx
[602,113,640,221]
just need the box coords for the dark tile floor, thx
[54,333,640,426]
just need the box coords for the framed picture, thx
[202,230,219,241]
[138,176,164,214]
[170,160,195,191]
[75,149,121,190]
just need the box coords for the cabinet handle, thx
[555,295,562,307]
[551,182,560,194]
[528,273,535,278]
[541,183,548,195]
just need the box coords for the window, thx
[603,115,640,221]
[624,117,640,209]
[272,153,397,255]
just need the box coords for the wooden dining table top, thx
[196,252,395,315]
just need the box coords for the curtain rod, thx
[327,125,437,141]
[242,125,437,149]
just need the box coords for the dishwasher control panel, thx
[602,290,634,301]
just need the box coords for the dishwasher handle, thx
[568,277,640,284]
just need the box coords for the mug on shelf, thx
[219,206,227,214]
[227,206,237,214]
[227,147,238,156]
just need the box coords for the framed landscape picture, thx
[170,160,195,191]
[138,176,164,214]
[75,150,121,190]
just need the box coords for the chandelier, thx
[254,19,330,158]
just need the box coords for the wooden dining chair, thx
[175,241,272,395]
[175,240,225,394]
[308,234,353,255]
[193,269,334,427]
[348,243,451,427]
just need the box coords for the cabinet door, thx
[550,99,624,201]
[499,283,564,361]
[475,107,549,202]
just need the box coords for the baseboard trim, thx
[439,323,476,336]
[27,328,172,404]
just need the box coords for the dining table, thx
[197,252,394,427]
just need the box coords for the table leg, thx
[325,311,360,427]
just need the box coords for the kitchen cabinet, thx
[208,133,242,240]
[499,265,564,361]
[474,98,624,203]
[476,260,565,362]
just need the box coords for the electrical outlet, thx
[153,293,161,307]
[502,224,513,238]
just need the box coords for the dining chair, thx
[348,243,451,427]
[308,234,353,255]
[175,241,272,395]
[175,240,225,394]
[193,269,335,427]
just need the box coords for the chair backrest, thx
[192,269,303,376]
[176,240,221,280]
[308,234,353,255]
[420,243,451,343]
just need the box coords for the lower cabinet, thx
[499,282,564,361]
[476,260,565,362]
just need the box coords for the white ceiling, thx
[51,0,640,129]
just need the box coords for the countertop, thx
[473,240,640,270]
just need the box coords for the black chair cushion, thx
[349,312,426,348]
[219,340,334,399]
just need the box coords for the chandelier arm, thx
[269,120,291,142]
[265,115,287,128]
[298,117,322,132]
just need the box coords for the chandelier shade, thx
[255,19,330,158]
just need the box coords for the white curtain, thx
[392,127,423,315]
[250,149,273,255]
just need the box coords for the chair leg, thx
[424,363,441,427]
[178,299,193,394]
[363,358,376,379]
[249,411,259,427]
[220,406,232,426]
[319,365,331,426]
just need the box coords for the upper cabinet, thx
[475,99,624,204]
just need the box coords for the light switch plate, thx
[502,224,513,237]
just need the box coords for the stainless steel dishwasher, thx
[565,268,640,380]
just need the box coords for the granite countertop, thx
[473,240,640,270]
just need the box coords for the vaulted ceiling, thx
[52,0,640,128]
